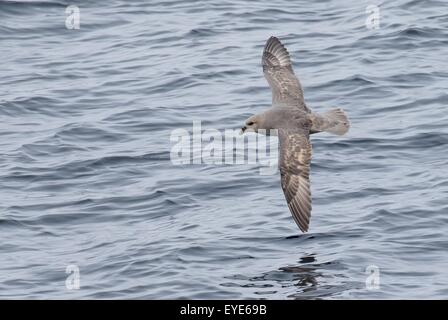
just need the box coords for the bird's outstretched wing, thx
[262,36,308,111]
[278,129,312,232]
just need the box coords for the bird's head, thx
[240,115,261,134]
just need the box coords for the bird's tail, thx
[310,108,350,136]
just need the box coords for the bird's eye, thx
[247,121,254,126]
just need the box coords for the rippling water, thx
[1,0,448,299]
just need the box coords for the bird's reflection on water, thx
[279,255,319,290]
[223,253,351,299]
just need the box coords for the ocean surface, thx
[1,0,447,299]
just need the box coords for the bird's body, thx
[252,106,311,132]
[241,36,350,232]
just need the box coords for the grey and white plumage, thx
[241,36,350,232]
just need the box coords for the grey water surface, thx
[1,0,448,299]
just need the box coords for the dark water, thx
[1,0,448,299]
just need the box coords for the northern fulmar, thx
[241,36,350,232]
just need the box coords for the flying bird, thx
[241,36,350,232]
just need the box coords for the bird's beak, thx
[239,126,246,135]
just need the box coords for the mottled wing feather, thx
[262,36,308,111]
[278,130,312,232]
